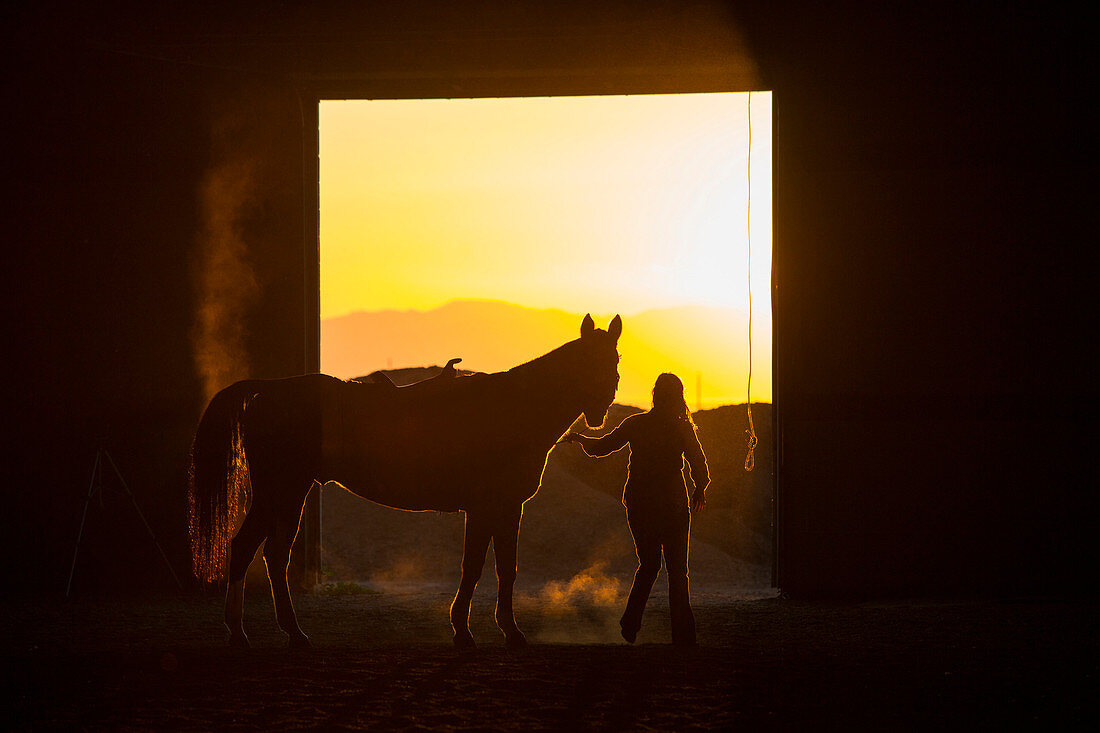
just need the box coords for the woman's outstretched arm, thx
[563,418,633,458]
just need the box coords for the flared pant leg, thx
[663,508,696,645]
[621,508,662,639]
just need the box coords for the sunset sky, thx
[320,92,771,408]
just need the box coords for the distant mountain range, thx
[322,299,769,409]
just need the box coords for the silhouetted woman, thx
[564,372,709,646]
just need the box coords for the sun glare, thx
[320,92,771,408]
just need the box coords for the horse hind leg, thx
[264,505,312,650]
[225,509,269,649]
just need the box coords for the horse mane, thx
[507,337,585,377]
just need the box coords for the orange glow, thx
[320,93,771,408]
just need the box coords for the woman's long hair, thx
[651,372,694,425]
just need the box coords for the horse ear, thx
[581,313,595,338]
[608,314,622,341]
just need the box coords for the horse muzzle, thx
[583,404,610,429]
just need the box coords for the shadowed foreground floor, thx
[4,591,1096,730]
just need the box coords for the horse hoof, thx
[287,634,313,651]
[453,633,477,652]
[228,633,251,650]
[505,632,528,650]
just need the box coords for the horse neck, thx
[504,347,584,438]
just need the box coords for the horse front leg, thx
[450,509,491,650]
[493,504,527,649]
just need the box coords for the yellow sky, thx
[320,92,771,406]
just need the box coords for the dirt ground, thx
[4,590,1096,731]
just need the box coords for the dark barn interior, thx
[2,1,1094,729]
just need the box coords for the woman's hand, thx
[691,488,706,513]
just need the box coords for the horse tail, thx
[187,380,263,584]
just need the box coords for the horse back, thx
[324,374,552,510]
[237,372,559,511]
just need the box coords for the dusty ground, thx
[4,590,1096,731]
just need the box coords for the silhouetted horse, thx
[189,314,621,649]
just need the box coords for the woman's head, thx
[651,372,691,422]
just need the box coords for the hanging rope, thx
[744,92,758,472]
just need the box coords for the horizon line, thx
[322,297,753,322]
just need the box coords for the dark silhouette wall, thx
[743,4,1092,596]
[2,1,1090,597]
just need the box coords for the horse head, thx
[576,313,622,428]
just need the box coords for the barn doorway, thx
[313,92,775,605]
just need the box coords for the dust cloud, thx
[193,159,258,401]
[521,560,628,644]
[191,104,263,404]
